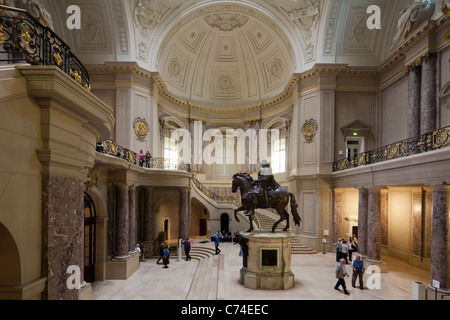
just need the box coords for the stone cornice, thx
[17,65,115,142]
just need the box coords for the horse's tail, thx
[289,193,301,227]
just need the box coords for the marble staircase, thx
[255,210,318,255]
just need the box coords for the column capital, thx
[432,183,450,193]
[367,186,385,193]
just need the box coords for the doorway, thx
[345,137,365,159]
[220,213,230,233]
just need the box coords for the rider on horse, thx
[247,160,280,214]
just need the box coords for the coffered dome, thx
[157,3,297,109]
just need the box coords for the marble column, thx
[420,54,437,134]
[41,175,84,300]
[408,66,421,138]
[144,187,154,242]
[115,184,130,258]
[367,187,382,263]
[106,184,115,258]
[380,189,389,247]
[333,190,343,243]
[412,188,424,257]
[358,187,369,257]
[128,185,136,253]
[179,187,191,240]
[430,184,450,290]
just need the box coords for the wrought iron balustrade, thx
[192,178,240,207]
[333,126,450,172]
[96,140,191,172]
[0,4,90,90]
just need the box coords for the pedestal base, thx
[241,268,295,290]
[239,230,295,290]
[364,259,388,273]
[105,254,139,280]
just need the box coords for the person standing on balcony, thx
[139,150,144,167]
[145,150,152,168]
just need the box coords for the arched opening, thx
[220,213,230,234]
[84,192,96,283]
[190,197,210,238]
[164,218,170,241]
[0,223,21,287]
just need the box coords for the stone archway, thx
[0,223,21,293]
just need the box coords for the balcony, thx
[333,126,450,173]
[96,140,192,172]
[0,4,90,90]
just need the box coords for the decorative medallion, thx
[204,13,249,31]
[435,131,449,146]
[133,117,149,142]
[301,119,318,143]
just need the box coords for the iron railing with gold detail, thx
[0,4,90,91]
[192,178,241,207]
[333,126,450,172]
[96,140,192,172]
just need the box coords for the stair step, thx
[255,211,318,255]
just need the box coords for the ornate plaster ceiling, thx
[156,3,296,108]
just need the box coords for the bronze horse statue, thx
[231,173,301,233]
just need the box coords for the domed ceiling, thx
[156,3,296,108]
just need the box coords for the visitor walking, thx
[334,258,350,295]
[351,255,365,290]
[336,237,342,262]
[140,241,145,262]
[341,240,349,264]
[215,234,221,255]
[163,246,170,268]
[157,242,165,264]
[183,238,192,261]
[348,236,354,262]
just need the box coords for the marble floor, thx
[92,239,431,300]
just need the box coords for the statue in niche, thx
[232,161,302,233]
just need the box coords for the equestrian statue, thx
[232,160,301,233]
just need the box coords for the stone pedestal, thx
[239,230,295,290]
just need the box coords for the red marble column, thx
[333,190,343,243]
[420,54,437,134]
[408,66,421,138]
[179,187,191,240]
[430,184,450,290]
[358,187,368,257]
[41,175,84,300]
[115,184,130,258]
[367,187,382,263]
[128,185,136,253]
[144,187,154,243]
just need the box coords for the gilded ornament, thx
[133,117,149,142]
[70,69,82,83]
[435,131,448,145]
[301,119,318,143]
[0,25,4,44]
[21,31,34,44]
[442,4,450,17]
